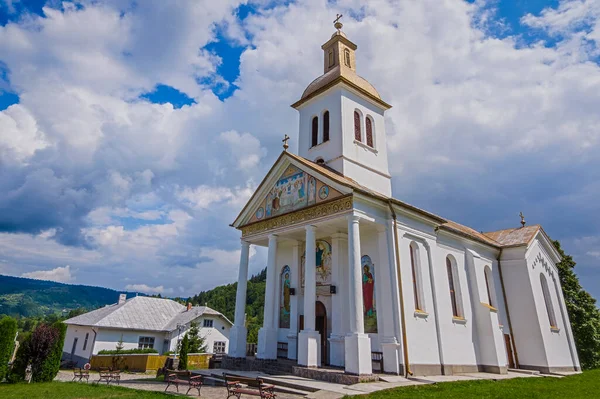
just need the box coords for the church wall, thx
[525,240,575,370]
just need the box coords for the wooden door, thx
[316,301,327,365]
[504,334,515,369]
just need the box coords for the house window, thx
[410,243,423,311]
[366,117,374,147]
[213,341,226,354]
[540,274,557,328]
[203,319,214,328]
[446,256,461,317]
[323,111,330,142]
[328,51,334,67]
[83,332,89,351]
[484,266,495,307]
[311,116,319,147]
[138,336,155,349]
[344,48,351,67]
[354,111,361,141]
[163,339,170,354]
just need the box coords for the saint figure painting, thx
[362,255,378,333]
[279,265,291,328]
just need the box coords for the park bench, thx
[165,370,203,396]
[371,351,384,373]
[72,367,89,382]
[98,367,120,384]
[223,373,276,399]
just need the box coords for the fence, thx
[90,353,212,372]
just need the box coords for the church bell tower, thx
[291,16,393,197]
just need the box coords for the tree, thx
[29,324,59,382]
[8,333,31,383]
[187,322,207,353]
[178,334,189,370]
[0,316,17,381]
[36,322,66,382]
[111,336,125,370]
[554,240,600,370]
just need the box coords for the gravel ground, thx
[55,370,305,399]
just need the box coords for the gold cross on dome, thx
[282,134,290,151]
[334,14,343,30]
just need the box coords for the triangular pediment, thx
[233,152,350,228]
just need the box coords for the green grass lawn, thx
[364,369,600,399]
[0,381,173,399]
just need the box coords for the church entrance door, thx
[504,334,516,369]
[315,301,327,365]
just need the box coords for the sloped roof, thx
[235,151,551,251]
[483,225,541,247]
[64,296,231,332]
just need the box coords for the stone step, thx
[508,368,540,375]
[204,371,311,395]
[259,376,321,393]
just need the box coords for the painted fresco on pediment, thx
[244,164,344,225]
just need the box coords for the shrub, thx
[178,334,189,370]
[97,348,158,355]
[8,333,31,383]
[0,316,18,381]
[36,322,66,382]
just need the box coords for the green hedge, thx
[97,348,158,355]
[8,333,31,383]
[0,316,17,381]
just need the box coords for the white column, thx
[329,232,347,367]
[228,241,251,358]
[377,225,401,374]
[287,241,301,359]
[345,215,372,375]
[257,234,278,359]
[298,225,321,367]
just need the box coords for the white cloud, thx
[124,283,173,295]
[22,265,74,283]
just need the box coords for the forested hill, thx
[184,268,267,343]
[0,275,135,317]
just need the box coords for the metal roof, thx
[64,296,231,332]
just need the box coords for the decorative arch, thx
[484,266,496,307]
[410,242,424,311]
[279,265,291,328]
[540,273,557,328]
[323,110,330,142]
[354,110,362,142]
[366,116,374,148]
[446,255,463,318]
[311,116,319,147]
[361,255,378,333]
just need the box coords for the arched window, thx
[410,243,423,311]
[323,111,330,142]
[366,117,374,147]
[311,116,318,147]
[484,266,495,307]
[446,256,461,317]
[540,274,557,328]
[344,49,351,67]
[354,110,361,141]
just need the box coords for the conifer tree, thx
[187,322,207,353]
[178,334,189,370]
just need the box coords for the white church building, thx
[226,20,581,377]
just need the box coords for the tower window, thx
[344,49,351,67]
[311,116,318,147]
[366,117,374,147]
[446,256,462,318]
[323,111,330,142]
[540,274,557,328]
[328,51,334,67]
[354,111,361,141]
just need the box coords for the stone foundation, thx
[221,356,294,374]
[519,364,581,374]
[293,366,379,384]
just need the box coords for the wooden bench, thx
[98,368,120,384]
[276,342,288,358]
[223,373,276,399]
[371,352,384,373]
[72,368,89,382]
[165,370,203,396]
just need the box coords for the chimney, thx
[118,294,127,305]
[187,303,192,311]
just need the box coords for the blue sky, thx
[0,0,599,301]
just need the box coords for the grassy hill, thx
[0,275,135,317]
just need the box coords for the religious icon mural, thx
[265,165,308,218]
[362,255,378,333]
[279,265,291,328]
[318,185,329,200]
[301,240,332,288]
[308,177,317,206]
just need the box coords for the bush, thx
[178,334,189,370]
[36,322,66,382]
[8,333,31,383]
[0,316,17,381]
[97,348,158,355]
